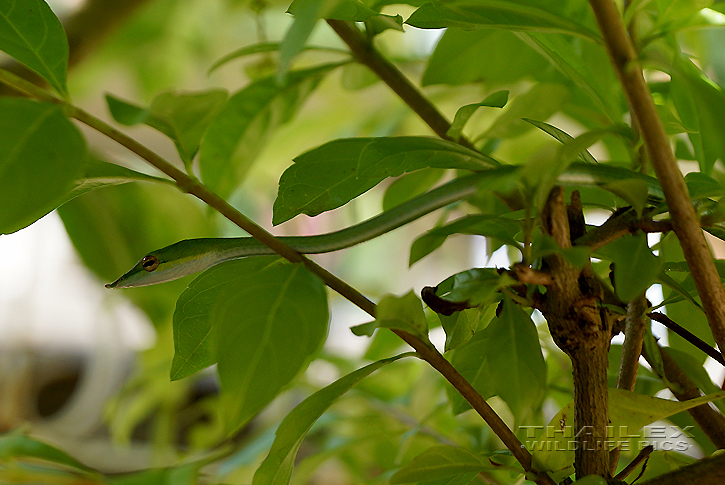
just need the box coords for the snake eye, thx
[141,255,159,272]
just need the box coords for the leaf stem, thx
[588,0,725,355]
[326,20,477,151]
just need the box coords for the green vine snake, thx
[106,162,663,289]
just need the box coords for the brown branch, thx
[641,343,725,448]
[588,0,725,357]
[610,295,648,471]
[326,20,478,151]
[617,297,648,391]
[540,187,613,479]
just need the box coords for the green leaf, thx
[435,268,512,307]
[447,91,509,141]
[273,137,497,225]
[351,291,428,339]
[0,0,68,95]
[685,171,725,199]
[450,298,546,421]
[606,233,662,302]
[523,118,597,163]
[199,63,340,200]
[356,136,499,178]
[252,353,411,485]
[0,99,85,234]
[410,215,522,265]
[390,445,493,484]
[0,429,95,473]
[107,90,229,165]
[208,41,349,74]
[214,260,329,431]
[600,178,650,216]
[170,257,281,381]
[439,305,495,353]
[422,28,551,87]
[273,138,380,225]
[532,388,725,477]
[671,57,725,174]
[406,1,600,42]
[657,271,703,312]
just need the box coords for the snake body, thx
[107,163,662,288]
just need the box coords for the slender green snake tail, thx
[107,163,662,289]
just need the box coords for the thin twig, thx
[648,313,725,365]
[326,20,478,151]
[614,445,653,481]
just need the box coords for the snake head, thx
[105,253,165,288]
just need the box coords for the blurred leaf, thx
[351,291,428,339]
[390,445,493,484]
[523,118,597,163]
[0,0,68,95]
[340,63,379,90]
[671,57,725,174]
[450,298,546,420]
[281,0,398,82]
[273,137,496,224]
[58,182,214,326]
[199,63,341,200]
[422,28,551,87]
[109,461,203,485]
[13,157,171,239]
[485,83,569,139]
[382,169,443,211]
[410,215,522,265]
[0,99,85,234]
[685,171,725,199]
[0,429,95,473]
[214,260,329,431]
[406,1,600,41]
[252,353,411,485]
[107,90,229,165]
[520,33,618,121]
[447,90,508,141]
